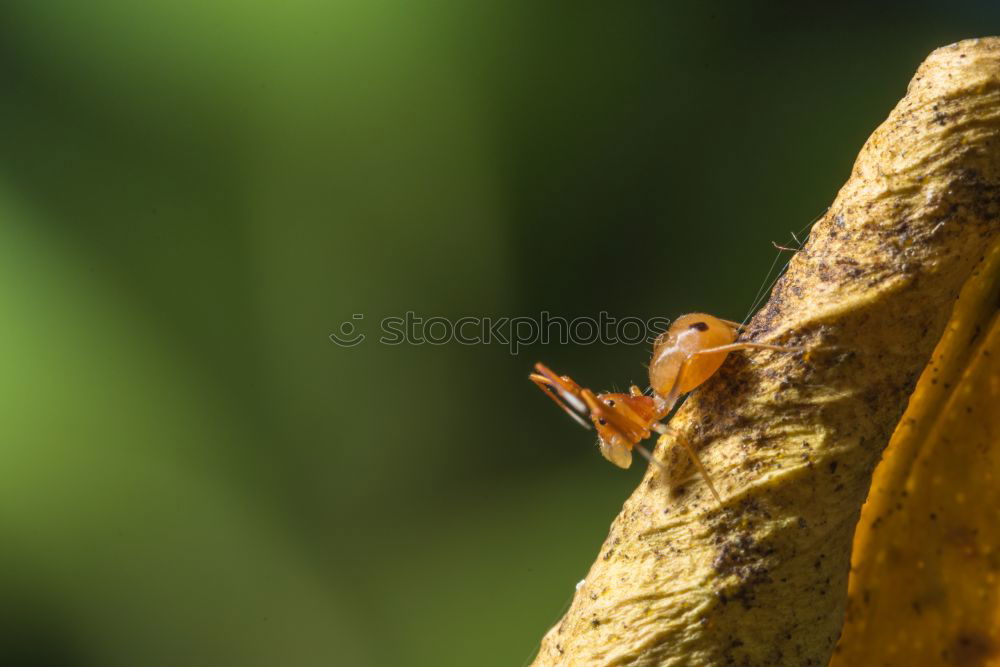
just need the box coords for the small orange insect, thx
[531,313,796,504]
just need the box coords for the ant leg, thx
[654,386,681,421]
[653,355,694,421]
[690,341,802,358]
[716,318,746,330]
[651,422,722,505]
[632,441,667,473]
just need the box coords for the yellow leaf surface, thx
[531,38,1000,666]
[832,241,1000,664]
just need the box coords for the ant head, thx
[588,392,635,468]
[531,363,656,471]
[590,391,657,469]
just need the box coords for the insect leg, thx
[632,441,667,473]
[653,356,692,420]
[716,318,747,330]
[689,341,802,358]
[650,421,722,505]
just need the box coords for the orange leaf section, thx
[833,241,1000,666]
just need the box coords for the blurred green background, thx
[0,2,997,666]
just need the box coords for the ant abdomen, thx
[650,313,737,399]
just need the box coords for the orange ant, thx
[531,313,796,504]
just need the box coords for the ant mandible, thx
[530,313,796,504]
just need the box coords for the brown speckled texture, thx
[532,38,1000,666]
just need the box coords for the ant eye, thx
[689,321,709,332]
[606,399,616,407]
[597,417,607,426]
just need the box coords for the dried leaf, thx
[832,239,1000,664]
[532,38,1000,666]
